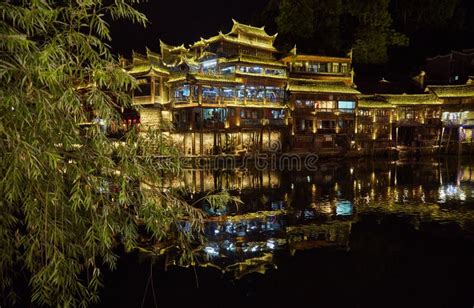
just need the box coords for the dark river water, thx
[98,157,474,308]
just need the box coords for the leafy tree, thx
[391,0,461,33]
[275,0,344,54]
[269,0,408,63]
[276,0,314,51]
[1,1,229,306]
[346,0,408,64]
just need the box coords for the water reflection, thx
[151,157,474,277]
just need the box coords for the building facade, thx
[122,20,474,157]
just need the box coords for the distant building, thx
[426,49,474,85]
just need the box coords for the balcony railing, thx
[173,121,226,130]
[196,120,226,129]
[269,119,286,126]
[240,119,261,127]
[316,128,337,134]
[173,122,190,131]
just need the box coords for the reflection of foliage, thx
[225,253,275,279]
[194,190,242,216]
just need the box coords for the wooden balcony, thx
[316,128,337,134]
[240,118,261,128]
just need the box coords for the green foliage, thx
[0,1,226,307]
[346,0,408,64]
[392,0,461,32]
[276,0,314,40]
[275,0,344,54]
[269,0,408,63]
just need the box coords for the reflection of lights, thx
[266,239,276,250]
[319,203,332,214]
[438,185,467,202]
[223,240,236,251]
[350,168,354,175]
[307,176,311,183]
[204,245,219,256]
[336,200,353,216]
[291,183,294,190]
[304,209,315,218]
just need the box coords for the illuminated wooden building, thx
[427,82,474,154]
[387,94,442,151]
[281,53,359,153]
[167,20,288,155]
[356,95,395,154]
[122,20,474,158]
[122,50,171,130]
[355,93,443,155]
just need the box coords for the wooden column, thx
[150,75,156,103]
[159,76,164,103]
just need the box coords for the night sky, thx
[110,0,270,57]
[109,0,473,78]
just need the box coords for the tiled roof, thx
[380,94,442,105]
[167,73,242,85]
[128,64,169,75]
[358,96,394,109]
[220,55,286,68]
[281,54,351,63]
[191,32,277,52]
[287,79,360,95]
[426,84,474,98]
[228,19,276,39]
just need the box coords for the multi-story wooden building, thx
[121,20,474,158]
[355,94,443,156]
[281,54,359,153]
[165,20,287,155]
[427,83,474,153]
[356,95,395,155]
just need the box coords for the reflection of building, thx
[286,221,352,253]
